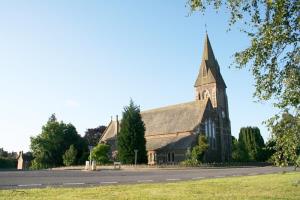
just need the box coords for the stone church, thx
[100,34,232,164]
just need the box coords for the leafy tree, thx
[264,138,276,162]
[238,127,266,161]
[84,126,107,146]
[117,100,147,164]
[63,145,77,166]
[0,148,8,158]
[191,135,209,163]
[30,114,88,169]
[270,112,300,168]
[91,143,110,164]
[187,0,299,167]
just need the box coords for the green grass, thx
[1,172,300,200]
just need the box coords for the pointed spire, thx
[202,33,216,63]
[194,33,226,88]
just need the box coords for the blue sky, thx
[0,1,277,152]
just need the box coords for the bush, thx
[181,159,199,167]
[63,145,77,166]
[183,135,208,166]
[91,144,110,165]
[0,157,17,169]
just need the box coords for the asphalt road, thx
[0,166,296,189]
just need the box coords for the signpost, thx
[134,149,138,168]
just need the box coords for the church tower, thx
[195,34,231,161]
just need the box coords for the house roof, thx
[100,120,118,142]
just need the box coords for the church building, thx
[100,34,232,164]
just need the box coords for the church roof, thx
[141,100,207,136]
[100,99,209,149]
[194,34,226,88]
[146,134,197,151]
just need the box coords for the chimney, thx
[116,115,119,134]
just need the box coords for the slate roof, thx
[146,134,197,151]
[141,100,207,136]
[100,99,209,151]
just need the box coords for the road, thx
[0,166,296,189]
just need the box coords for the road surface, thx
[0,166,296,189]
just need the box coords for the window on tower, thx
[202,90,210,99]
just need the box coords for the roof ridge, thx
[141,100,205,114]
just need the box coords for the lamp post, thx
[134,149,138,168]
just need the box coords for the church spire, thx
[194,33,224,88]
[202,33,216,63]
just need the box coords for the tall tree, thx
[84,126,107,146]
[238,127,266,161]
[187,0,299,166]
[117,100,147,164]
[30,114,88,169]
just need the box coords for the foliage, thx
[192,135,209,162]
[0,157,17,169]
[269,112,300,167]
[238,127,266,161]
[0,148,8,158]
[91,143,110,164]
[63,145,78,166]
[187,0,300,167]
[264,138,276,162]
[184,135,209,166]
[0,148,17,159]
[84,126,106,146]
[30,114,88,169]
[0,148,22,169]
[117,99,147,164]
[231,136,241,161]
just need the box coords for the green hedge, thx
[0,157,17,169]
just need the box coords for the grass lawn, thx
[1,172,299,200]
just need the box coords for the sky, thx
[0,1,277,152]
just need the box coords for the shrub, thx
[63,145,77,166]
[91,144,110,165]
[0,157,17,169]
[183,135,208,166]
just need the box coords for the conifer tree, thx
[238,127,265,161]
[117,100,147,164]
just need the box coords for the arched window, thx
[204,118,216,149]
[202,90,210,99]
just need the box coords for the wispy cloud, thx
[65,99,80,108]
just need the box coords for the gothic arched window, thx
[202,90,210,99]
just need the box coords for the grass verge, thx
[1,172,299,200]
